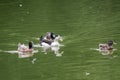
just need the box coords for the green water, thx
[0,0,120,80]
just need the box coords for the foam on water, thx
[0,49,38,54]
[90,48,117,51]
[4,50,18,54]
[19,4,22,7]
[31,58,37,64]
[55,51,64,57]
[90,48,100,51]
[3,50,38,58]
[85,72,90,76]
[34,44,41,48]
[0,49,18,54]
